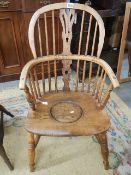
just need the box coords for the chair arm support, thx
[19,63,31,90]
[24,85,36,110]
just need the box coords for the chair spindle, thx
[44,13,49,55]
[52,11,57,91]
[47,61,51,92]
[78,11,85,55]
[52,10,56,55]
[101,83,113,108]
[98,72,107,102]
[41,63,45,94]
[29,72,38,99]
[95,68,104,99]
[24,85,35,110]
[76,59,80,91]
[28,75,36,100]
[91,21,98,56]
[81,60,87,91]
[37,19,43,57]
[87,62,93,92]
[33,68,41,98]
[54,60,57,92]
[85,15,92,55]
[92,65,100,96]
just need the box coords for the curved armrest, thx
[19,55,119,90]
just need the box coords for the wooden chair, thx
[0,105,14,170]
[19,3,119,172]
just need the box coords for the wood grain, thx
[25,92,110,136]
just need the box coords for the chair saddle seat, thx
[25,92,110,136]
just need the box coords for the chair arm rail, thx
[19,55,119,90]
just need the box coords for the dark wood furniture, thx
[70,0,126,79]
[92,0,126,73]
[0,105,14,170]
[0,1,24,82]
[0,0,65,82]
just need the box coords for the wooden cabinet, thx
[21,0,64,12]
[0,0,65,82]
[0,0,21,11]
[0,12,24,82]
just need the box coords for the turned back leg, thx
[95,132,109,170]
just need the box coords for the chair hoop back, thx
[28,3,105,58]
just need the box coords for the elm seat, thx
[26,92,110,136]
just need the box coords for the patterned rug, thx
[0,80,131,175]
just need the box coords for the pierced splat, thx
[60,9,76,91]
[59,8,75,55]
[62,60,71,91]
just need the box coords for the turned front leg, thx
[28,133,35,172]
[95,132,109,170]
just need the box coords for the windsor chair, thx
[19,3,119,172]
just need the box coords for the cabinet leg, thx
[95,132,109,170]
[0,145,14,170]
[28,133,35,172]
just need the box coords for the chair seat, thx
[25,92,110,136]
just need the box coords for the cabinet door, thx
[0,12,24,82]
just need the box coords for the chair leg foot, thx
[95,132,109,170]
[28,133,35,172]
[0,145,14,170]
